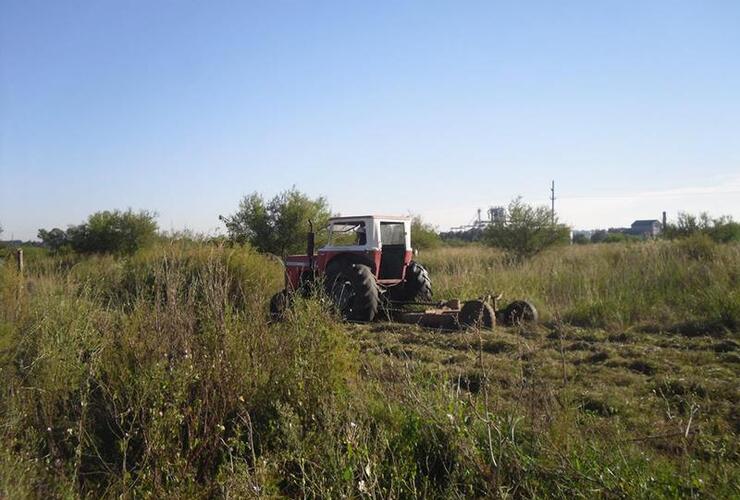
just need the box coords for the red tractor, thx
[270,215,431,321]
[270,214,538,329]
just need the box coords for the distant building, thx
[629,220,662,238]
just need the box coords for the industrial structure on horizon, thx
[447,206,667,243]
[446,182,669,242]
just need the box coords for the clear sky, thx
[1,1,739,240]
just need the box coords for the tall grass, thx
[0,240,737,497]
[0,243,357,496]
[419,241,740,332]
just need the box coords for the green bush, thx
[0,243,358,496]
[483,197,570,258]
[663,212,740,243]
[38,209,158,255]
[572,233,590,245]
[411,215,442,250]
[222,188,330,255]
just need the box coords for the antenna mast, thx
[550,180,556,226]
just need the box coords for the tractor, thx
[270,215,429,321]
[270,215,537,329]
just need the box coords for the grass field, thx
[0,241,738,498]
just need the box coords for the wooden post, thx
[16,248,23,273]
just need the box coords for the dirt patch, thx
[628,359,657,376]
[578,395,618,417]
[713,339,738,353]
[583,351,609,364]
[608,332,634,343]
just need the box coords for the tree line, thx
[30,188,739,258]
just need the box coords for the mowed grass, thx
[0,240,738,498]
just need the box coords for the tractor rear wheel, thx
[325,262,379,321]
[390,261,432,302]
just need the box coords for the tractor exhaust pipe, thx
[307,220,315,270]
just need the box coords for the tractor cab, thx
[318,215,412,283]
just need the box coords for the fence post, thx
[16,248,24,273]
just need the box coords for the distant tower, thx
[662,211,667,229]
[550,180,556,225]
[489,206,506,224]
[476,208,482,225]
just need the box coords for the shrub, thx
[0,243,356,496]
[483,197,570,258]
[411,216,441,250]
[676,233,716,261]
[663,212,740,243]
[38,209,158,255]
[572,233,590,245]
[221,188,330,255]
[604,232,639,243]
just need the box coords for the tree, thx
[222,188,331,255]
[708,218,740,243]
[40,209,158,255]
[410,216,441,250]
[483,197,570,258]
[590,230,608,243]
[38,228,69,252]
[662,212,740,243]
[602,232,638,244]
[572,233,590,245]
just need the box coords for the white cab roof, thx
[328,215,410,223]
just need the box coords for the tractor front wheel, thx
[325,262,379,322]
[390,261,432,302]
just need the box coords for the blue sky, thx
[1,1,739,240]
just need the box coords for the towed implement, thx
[270,215,537,330]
